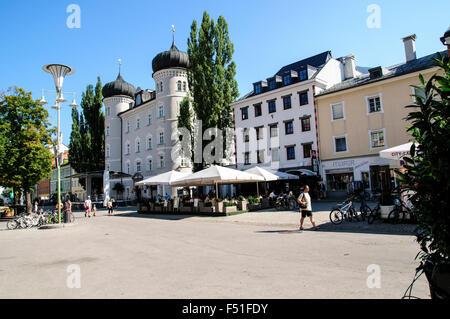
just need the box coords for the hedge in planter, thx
[399,53,450,299]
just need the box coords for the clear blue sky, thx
[0,0,448,145]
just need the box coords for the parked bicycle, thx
[329,197,360,224]
[6,214,34,230]
[367,201,382,224]
[388,198,416,224]
[275,194,297,211]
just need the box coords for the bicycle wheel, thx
[388,209,400,224]
[330,209,343,225]
[275,203,282,211]
[367,213,375,224]
[359,205,372,222]
[7,220,18,230]
[288,199,297,210]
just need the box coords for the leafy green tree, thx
[187,12,239,171]
[69,77,105,191]
[399,53,450,281]
[0,87,53,213]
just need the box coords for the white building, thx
[103,40,191,200]
[231,51,361,176]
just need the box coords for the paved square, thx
[0,204,430,299]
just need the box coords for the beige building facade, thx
[316,36,445,195]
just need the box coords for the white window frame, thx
[271,147,280,162]
[106,145,110,158]
[136,118,140,129]
[135,139,141,153]
[147,158,153,171]
[159,154,165,168]
[365,94,383,115]
[330,102,345,122]
[148,114,152,126]
[135,160,142,173]
[159,132,164,145]
[106,126,110,136]
[147,136,153,150]
[369,128,387,150]
[333,134,349,154]
[158,105,164,118]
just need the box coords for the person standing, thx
[34,201,38,214]
[84,196,92,218]
[93,204,97,217]
[107,198,114,215]
[297,185,319,231]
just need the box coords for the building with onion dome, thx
[103,39,190,200]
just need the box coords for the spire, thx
[118,58,122,75]
[171,25,176,47]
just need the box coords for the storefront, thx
[321,156,393,194]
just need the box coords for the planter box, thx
[215,202,224,213]
[200,206,215,213]
[180,206,193,213]
[153,205,163,213]
[224,205,237,213]
[380,205,394,219]
[249,204,260,211]
[237,201,247,211]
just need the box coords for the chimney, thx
[343,54,357,79]
[402,34,417,62]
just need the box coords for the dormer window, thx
[254,83,262,94]
[177,81,182,91]
[269,80,276,90]
[298,69,308,81]
[283,74,291,86]
[136,94,142,105]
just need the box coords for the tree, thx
[399,53,450,298]
[69,77,105,191]
[0,87,53,213]
[186,12,239,171]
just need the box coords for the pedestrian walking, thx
[34,201,38,214]
[297,185,319,231]
[93,205,97,217]
[84,196,92,218]
[107,198,114,215]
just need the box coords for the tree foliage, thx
[186,12,239,171]
[69,77,105,189]
[399,53,450,266]
[0,87,53,213]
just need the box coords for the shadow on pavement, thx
[310,220,417,236]
[111,211,215,221]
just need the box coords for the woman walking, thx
[297,185,319,231]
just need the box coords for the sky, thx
[0,0,449,146]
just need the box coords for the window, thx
[285,121,294,135]
[126,143,130,155]
[299,91,309,106]
[106,107,111,116]
[367,95,382,113]
[106,126,109,136]
[303,144,312,158]
[148,114,152,125]
[256,127,263,140]
[147,159,153,171]
[159,155,165,168]
[156,83,160,92]
[257,150,264,164]
[158,105,164,118]
[283,96,292,110]
[271,148,279,162]
[331,103,344,120]
[254,83,262,94]
[283,74,291,86]
[334,136,347,153]
[126,163,130,174]
[159,132,164,145]
[136,94,142,105]
[106,145,110,158]
[268,100,276,113]
[243,130,249,143]
[126,121,130,133]
[177,81,182,91]
[301,117,311,132]
[241,107,249,120]
[286,146,295,160]
[244,152,250,165]
[180,157,188,167]
[183,81,187,92]
[160,82,163,92]
[270,124,278,138]
[298,69,307,81]
[269,80,276,90]
[136,160,141,173]
[147,137,152,150]
[370,129,385,148]
[254,104,262,117]
[136,140,140,153]
[136,118,140,129]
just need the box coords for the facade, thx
[316,35,445,194]
[104,40,191,200]
[231,51,362,175]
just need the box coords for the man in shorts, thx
[297,185,319,231]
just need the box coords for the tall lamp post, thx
[40,64,77,224]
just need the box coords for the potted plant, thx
[237,195,247,211]
[215,198,224,213]
[248,196,260,211]
[379,191,394,219]
[398,53,450,299]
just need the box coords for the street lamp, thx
[440,27,450,56]
[41,64,77,224]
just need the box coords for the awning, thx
[243,167,279,181]
[379,142,416,160]
[135,170,191,186]
[286,169,317,177]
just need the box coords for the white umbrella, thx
[244,167,279,181]
[268,169,300,180]
[379,142,416,160]
[135,170,191,196]
[170,165,265,198]
[286,169,317,177]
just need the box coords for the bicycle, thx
[329,197,359,225]
[367,202,382,224]
[275,195,297,211]
[6,214,33,230]
[388,198,415,224]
